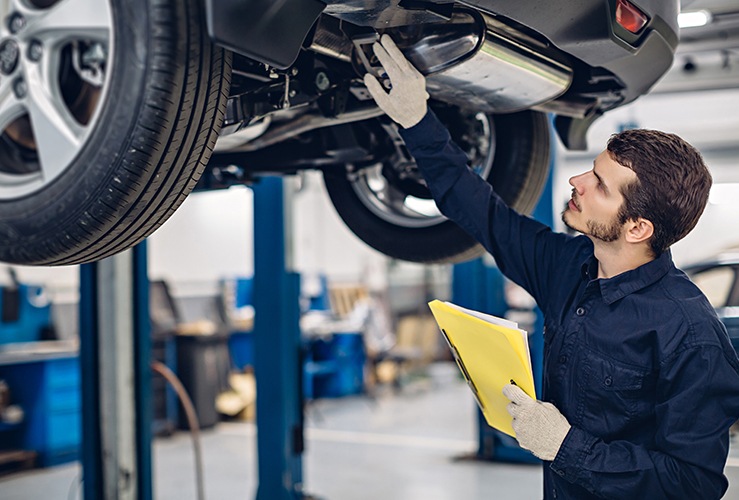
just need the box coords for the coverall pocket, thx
[579,349,652,436]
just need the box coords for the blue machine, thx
[303,332,365,400]
[226,270,364,403]
[0,281,52,344]
[0,274,75,468]
[0,354,81,467]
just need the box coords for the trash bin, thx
[175,333,230,430]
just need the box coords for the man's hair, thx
[607,128,712,256]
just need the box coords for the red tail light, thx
[616,0,649,34]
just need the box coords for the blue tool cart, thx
[303,331,366,400]
[0,343,80,467]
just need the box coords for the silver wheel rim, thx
[0,0,113,199]
[349,112,495,229]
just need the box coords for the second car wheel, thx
[323,108,551,264]
[0,0,231,265]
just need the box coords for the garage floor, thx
[2,363,738,500]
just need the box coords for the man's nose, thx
[569,172,587,192]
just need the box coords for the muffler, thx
[313,9,574,114]
[394,9,573,113]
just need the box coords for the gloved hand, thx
[503,384,571,461]
[363,34,429,129]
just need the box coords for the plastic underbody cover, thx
[204,0,326,69]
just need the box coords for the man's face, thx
[562,150,638,243]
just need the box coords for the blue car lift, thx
[78,177,307,500]
[452,133,555,464]
[252,176,305,499]
[79,242,152,500]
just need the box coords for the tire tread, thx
[38,0,231,265]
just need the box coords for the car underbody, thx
[0,0,679,265]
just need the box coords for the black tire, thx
[323,110,550,264]
[0,0,231,265]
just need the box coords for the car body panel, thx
[204,0,326,68]
[684,258,739,356]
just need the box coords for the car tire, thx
[0,0,231,265]
[323,109,550,264]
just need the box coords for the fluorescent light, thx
[678,10,712,28]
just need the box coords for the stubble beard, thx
[562,209,622,243]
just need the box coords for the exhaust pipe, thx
[312,9,574,114]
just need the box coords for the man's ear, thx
[624,218,654,244]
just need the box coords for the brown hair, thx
[607,129,712,256]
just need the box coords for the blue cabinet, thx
[303,332,366,399]
[0,352,80,467]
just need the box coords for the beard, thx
[562,210,622,243]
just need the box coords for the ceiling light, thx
[678,10,713,28]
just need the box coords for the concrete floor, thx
[2,363,739,499]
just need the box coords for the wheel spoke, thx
[0,76,25,132]
[381,181,413,213]
[364,167,428,218]
[385,186,437,218]
[25,65,86,181]
[22,0,112,45]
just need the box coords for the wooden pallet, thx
[328,284,369,318]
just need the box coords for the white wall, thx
[291,171,389,290]
[147,186,254,296]
[553,87,739,267]
[147,172,390,293]
[0,264,79,304]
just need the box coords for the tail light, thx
[616,0,649,34]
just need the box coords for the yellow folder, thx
[428,299,535,437]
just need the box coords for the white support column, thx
[97,250,138,500]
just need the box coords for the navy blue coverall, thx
[400,110,739,499]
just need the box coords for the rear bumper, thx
[460,0,679,104]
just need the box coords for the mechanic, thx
[364,34,739,499]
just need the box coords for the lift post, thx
[252,176,304,500]
[452,126,555,463]
[79,243,152,500]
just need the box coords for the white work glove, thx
[503,384,571,461]
[363,34,429,129]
